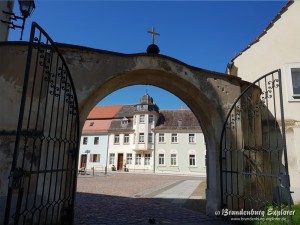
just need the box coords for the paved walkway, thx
[155,180,201,202]
[74,173,234,225]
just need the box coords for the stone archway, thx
[0,42,250,220]
[58,44,251,214]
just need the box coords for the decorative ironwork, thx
[4,22,79,225]
[220,70,293,223]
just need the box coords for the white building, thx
[108,95,160,172]
[154,110,206,176]
[226,1,300,203]
[79,94,206,176]
[79,105,122,172]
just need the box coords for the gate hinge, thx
[279,174,290,188]
[8,168,27,189]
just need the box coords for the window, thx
[114,134,120,144]
[90,154,100,162]
[139,115,145,123]
[89,121,94,126]
[135,154,141,165]
[189,154,196,166]
[291,68,300,97]
[126,153,132,165]
[121,117,128,126]
[171,133,178,143]
[171,154,177,166]
[159,154,165,165]
[189,134,195,143]
[149,115,154,123]
[159,133,165,143]
[286,64,300,101]
[83,137,88,145]
[109,153,115,165]
[148,133,153,143]
[144,154,151,165]
[124,134,130,144]
[139,133,144,143]
[94,137,99,145]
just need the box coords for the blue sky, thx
[8,0,287,109]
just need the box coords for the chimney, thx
[180,106,184,110]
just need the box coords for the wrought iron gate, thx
[4,23,80,225]
[220,70,293,223]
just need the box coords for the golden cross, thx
[147,26,160,44]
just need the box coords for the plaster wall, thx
[78,134,108,170]
[107,133,138,171]
[155,132,206,176]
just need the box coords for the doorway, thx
[117,153,124,170]
[80,154,87,168]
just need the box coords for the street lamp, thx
[1,0,35,40]
[19,0,35,18]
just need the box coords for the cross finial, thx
[147,26,160,44]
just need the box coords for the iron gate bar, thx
[4,22,80,225]
[278,69,293,223]
[220,69,293,224]
[4,21,36,225]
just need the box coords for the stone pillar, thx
[0,0,14,41]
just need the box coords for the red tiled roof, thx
[82,120,112,134]
[231,1,293,62]
[87,105,123,119]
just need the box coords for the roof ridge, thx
[95,104,124,107]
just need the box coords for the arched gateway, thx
[0,24,292,224]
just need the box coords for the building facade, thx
[226,1,300,203]
[79,94,206,176]
[79,105,122,172]
[154,110,206,176]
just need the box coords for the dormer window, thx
[121,117,128,126]
[89,121,94,126]
[178,119,182,127]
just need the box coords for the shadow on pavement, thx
[74,192,233,225]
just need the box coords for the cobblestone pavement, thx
[74,173,234,225]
